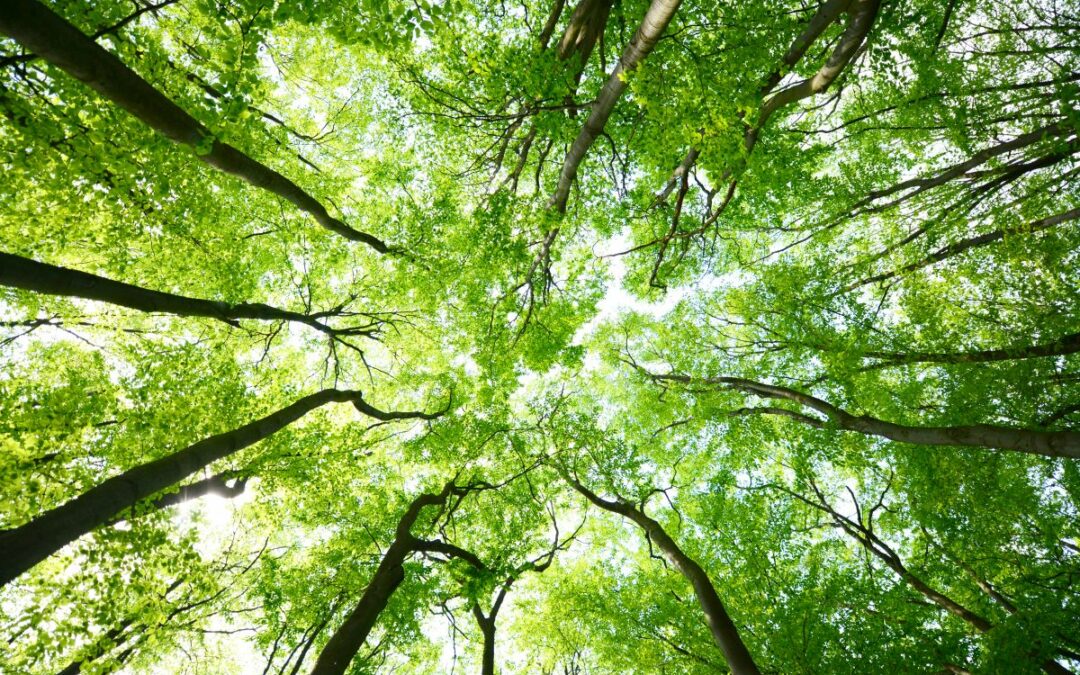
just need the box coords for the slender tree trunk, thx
[0,390,361,587]
[556,0,615,83]
[549,0,682,212]
[0,0,389,251]
[791,485,1074,675]
[757,0,882,126]
[567,478,762,675]
[473,612,497,675]
[845,206,1080,292]
[858,329,1080,368]
[538,0,567,48]
[878,537,1073,674]
[760,0,853,97]
[856,122,1066,207]
[55,618,135,675]
[652,373,1080,459]
[0,251,367,338]
[144,474,248,511]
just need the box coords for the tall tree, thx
[1,0,1077,672]
[0,390,440,587]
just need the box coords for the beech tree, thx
[1,0,1077,673]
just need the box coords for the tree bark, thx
[859,330,1080,368]
[309,485,473,675]
[844,206,1080,292]
[653,373,1080,459]
[788,484,1074,675]
[0,251,375,339]
[538,0,567,49]
[567,477,762,675]
[643,0,880,272]
[307,545,408,675]
[853,122,1068,210]
[55,618,136,675]
[556,0,615,86]
[0,0,389,252]
[760,0,855,97]
[144,474,248,511]
[0,389,433,587]
[757,0,882,127]
[472,607,497,675]
[471,582,511,675]
[549,0,682,212]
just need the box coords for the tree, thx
[1,0,1077,673]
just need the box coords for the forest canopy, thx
[1,0,1079,673]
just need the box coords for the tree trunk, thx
[626,511,762,675]
[549,0,682,212]
[846,206,1080,291]
[837,414,1080,459]
[760,0,853,96]
[307,545,408,675]
[757,0,882,126]
[0,251,365,339]
[556,0,615,85]
[654,374,1080,459]
[859,330,1080,368]
[479,618,496,675]
[794,485,1074,675]
[567,478,762,675]
[0,0,389,252]
[0,389,361,588]
[144,474,248,511]
[55,618,135,675]
[308,486,461,675]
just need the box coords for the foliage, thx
[1,0,1078,673]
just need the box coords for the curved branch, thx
[144,474,248,511]
[650,372,1080,458]
[0,251,385,340]
[564,473,762,675]
[0,0,390,252]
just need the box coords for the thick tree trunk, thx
[0,251,363,338]
[568,478,762,675]
[549,0,682,212]
[307,543,409,675]
[0,0,389,252]
[309,486,463,675]
[836,414,1080,459]
[0,390,360,587]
